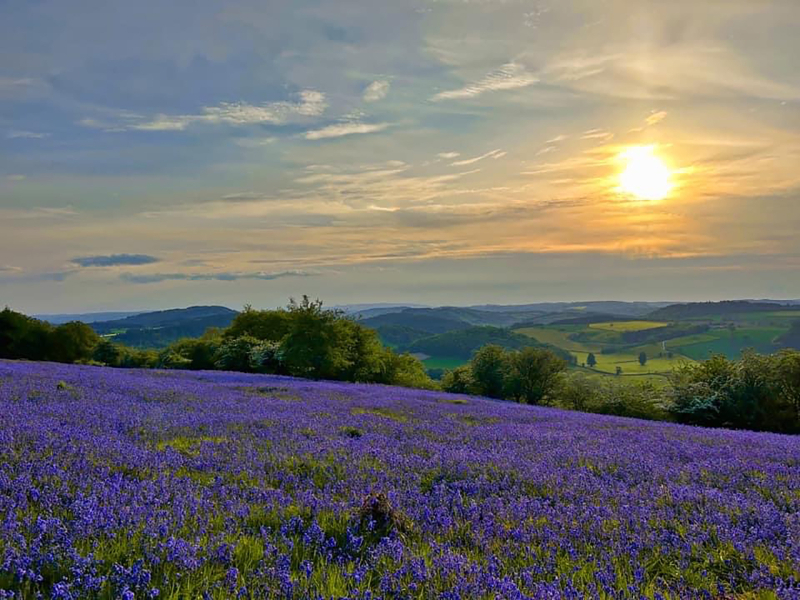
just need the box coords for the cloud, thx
[82,91,327,132]
[581,129,614,141]
[235,137,277,148]
[0,206,77,220]
[0,265,22,273]
[305,122,391,140]
[645,111,667,126]
[0,270,74,284]
[437,152,460,159]
[71,254,160,267]
[7,130,48,139]
[6,174,26,181]
[120,270,314,284]
[431,62,537,101]
[450,149,506,166]
[363,80,390,102]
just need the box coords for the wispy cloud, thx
[437,152,460,159]
[305,122,391,140]
[451,149,506,166]
[72,254,160,267]
[0,265,22,273]
[645,111,667,126]
[81,91,327,132]
[7,130,48,139]
[235,137,277,148]
[363,80,390,102]
[432,62,537,101]
[120,270,314,284]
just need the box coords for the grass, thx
[572,350,690,375]
[515,326,599,352]
[588,320,668,332]
[675,327,783,360]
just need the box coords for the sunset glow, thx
[618,146,672,201]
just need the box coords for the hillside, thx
[91,305,239,348]
[404,325,571,361]
[35,310,144,324]
[648,300,800,320]
[1,359,797,598]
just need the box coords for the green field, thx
[674,327,783,360]
[515,326,600,352]
[588,320,667,332]
[572,350,690,375]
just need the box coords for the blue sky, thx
[2,0,799,312]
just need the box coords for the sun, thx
[618,145,672,201]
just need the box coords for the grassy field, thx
[588,320,667,332]
[675,327,783,360]
[572,350,690,375]
[515,326,600,352]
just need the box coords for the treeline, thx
[442,344,800,433]
[0,299,434,389]
[3,303,799,433]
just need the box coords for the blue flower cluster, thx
[0,360,798,598]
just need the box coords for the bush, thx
[441,365,477,395]
[666,351,800,433]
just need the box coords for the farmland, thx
[1,360,798,598]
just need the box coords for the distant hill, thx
[469,301,671,316]
[403,326,573,361]
[360,310,473,335]
[35,311,144,324]
[359,306,542,335]
[91,305,238,348]
[648,301,800,320]
[546,313,642,326]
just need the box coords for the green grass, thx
[675,328,783,360]
[515,326,600,352]
[572,351,691,375]
[588,321,668,332]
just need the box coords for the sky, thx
[1,0,799,312]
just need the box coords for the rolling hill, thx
[91,305,239,348]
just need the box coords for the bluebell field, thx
[0,360,798,599]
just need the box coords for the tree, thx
[638,351,648,366]
[441,365,476,395]
[49,321,99,363]
[280,296,349,379]
[93,339,122,366]
[214,336,263,372]
[0,308,52,361]
[470,344,509,399]
[225,305,292,341]
[586,352,597,368]
[503,347,566,405]
[776,350,800,424]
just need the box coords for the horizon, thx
[3,1,800,312]
[26,296,800,318]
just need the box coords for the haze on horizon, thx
[2,0,799,313]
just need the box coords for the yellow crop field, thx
[588,321,668,332]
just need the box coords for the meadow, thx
[1,360,798,599]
